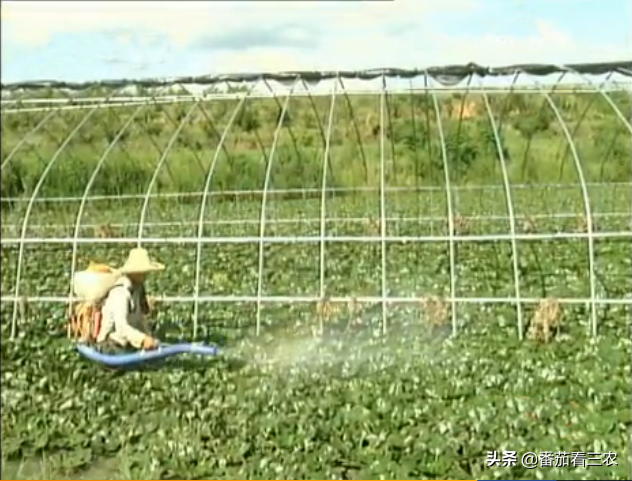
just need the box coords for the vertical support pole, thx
[193,88,255,339]
[255,80,297,336]
[480,85,524,340]
[318,80,338,336]
[429,85,458,336]
[379,74,388,335]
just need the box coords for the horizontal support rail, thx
[2,212,629,233]
[2,182,630,204]
[2,295,630,305]
[2,231,630,246]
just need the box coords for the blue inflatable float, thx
[76,342,220,368]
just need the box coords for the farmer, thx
[95,247,164,352]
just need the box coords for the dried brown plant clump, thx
[452,215,470,235]
[420,295,450,328]
[527,298,562,343]
[576,215,598,234]
[522,216,538,234]
[314,296,335,337]
[366,218,382,236]
[95,223,116,238]
[316,296,342,322]
[316,296,366,334]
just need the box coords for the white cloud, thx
[189,19,628,74]
[1,0,630,82]
[416,20,627,67]
[1,0,478,49]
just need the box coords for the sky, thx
[1,0,631,86]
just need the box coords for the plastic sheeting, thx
[2,60,631,92]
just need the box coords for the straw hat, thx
[119,248,165,274]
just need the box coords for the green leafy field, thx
[2,88,632,479]
[2,186,631,480]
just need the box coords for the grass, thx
[2,89,631,201]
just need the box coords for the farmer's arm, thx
[106,287,148,349]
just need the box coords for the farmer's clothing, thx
[96,276,151,349]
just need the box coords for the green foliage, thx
[1,90,630,204]
[513,107,555,137]
[2,185,632,479]
[235,105,260,133]
[2,324,630,480]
